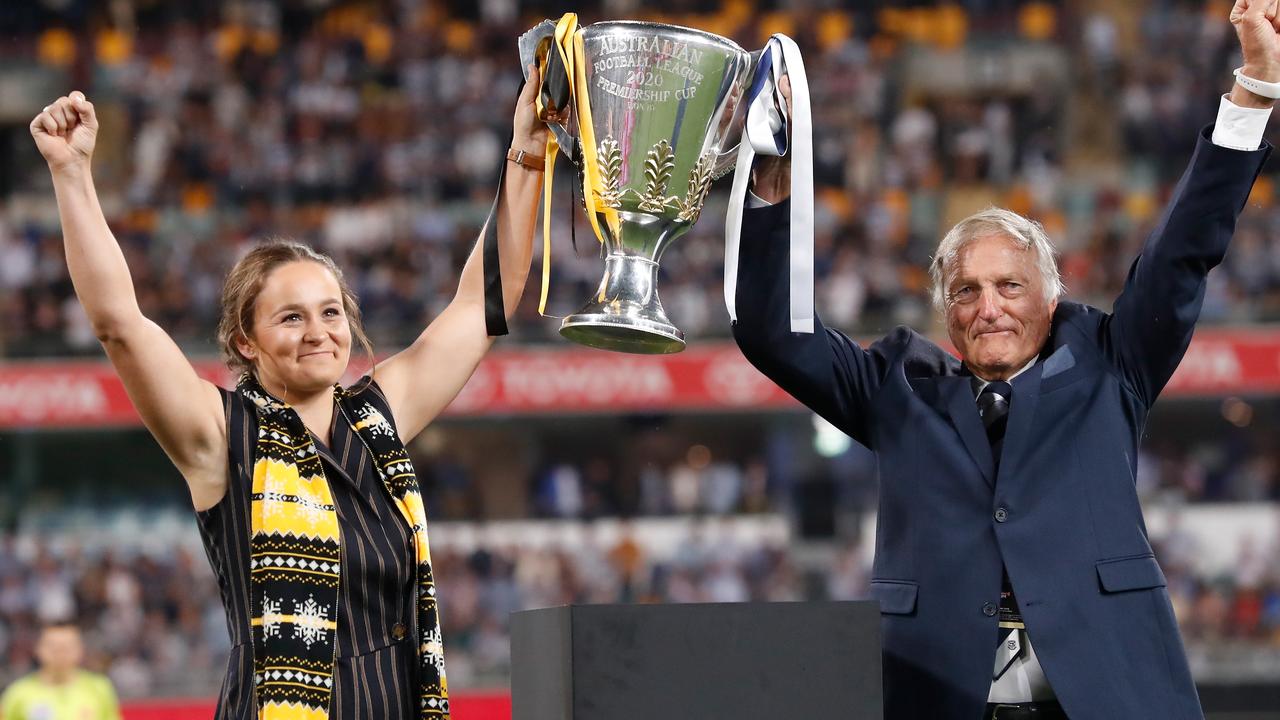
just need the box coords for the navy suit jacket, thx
[731,128,1269,719]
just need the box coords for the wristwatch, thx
[507,148,545,171]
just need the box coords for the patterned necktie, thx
[976,380,1024,683]
[976,380,1012,467]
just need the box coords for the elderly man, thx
[732,3,1276,719]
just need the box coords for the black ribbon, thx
[481,79,540,337]
[481,136,511,337]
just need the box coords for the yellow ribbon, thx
[536,13,621,315]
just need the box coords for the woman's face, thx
[240,260,352,398]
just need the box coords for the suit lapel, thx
[312,402,358,490]
[912,375,995,487]
[911,344,1074,487]
[1001,360,1045,479]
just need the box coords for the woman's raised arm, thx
[31,93,228,510]
[374,67,548,441]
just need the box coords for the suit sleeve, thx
[731,200,896,446]
[1104,126,1270,406]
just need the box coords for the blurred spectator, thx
[0,621,121,720]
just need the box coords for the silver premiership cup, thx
[520,19,754,354]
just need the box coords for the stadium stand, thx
[0,0,1277,715]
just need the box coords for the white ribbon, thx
[724,34,814,334]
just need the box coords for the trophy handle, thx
[519,20,577,159]
[711,49,763,179]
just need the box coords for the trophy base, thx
[559,253,687,354]
[560,312,686,355]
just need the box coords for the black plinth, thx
[511,602,882,720]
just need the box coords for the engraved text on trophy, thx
[591,34,708,109]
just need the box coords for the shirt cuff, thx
[1211,94,1272,151]
[747,189,774,208]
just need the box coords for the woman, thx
[30,67,549,719]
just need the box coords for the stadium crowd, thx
[415,433,1280,523]
[0,512,1278,697]
[3,0,1280,358]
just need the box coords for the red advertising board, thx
[1,329,1278,429]
[1163,329,1280,394]
[122,692,511,720]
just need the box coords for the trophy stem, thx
[559,253,686,354]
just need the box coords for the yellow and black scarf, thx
[239,374,448,719]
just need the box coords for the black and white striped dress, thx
[197,379,421,719]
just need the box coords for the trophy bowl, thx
[522,19,754,353]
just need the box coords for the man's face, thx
[35,625,84,676]
[943,234,1057,381]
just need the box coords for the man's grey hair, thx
[928,207,1065,314]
